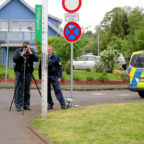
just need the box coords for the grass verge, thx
[31,102,144,144]
[0,65,124,81]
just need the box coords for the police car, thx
[128,51,144,98]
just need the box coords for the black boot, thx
[48,104,53,110]
[61,104,68,109]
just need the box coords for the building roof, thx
[0,0,62,22]
[0,0,62,35]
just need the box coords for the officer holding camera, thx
[39,46,68,109]
[13,41,38,111]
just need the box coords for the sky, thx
[0,0,144,32]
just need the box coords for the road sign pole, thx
[41,0,48,118]
[62,0,82,107]
[70,42,73,102]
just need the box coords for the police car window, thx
[131,54,144,68]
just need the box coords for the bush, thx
[86,76,94,81]
[64,63,70,75]
[85,68,91,72]
[0,73,9,78]
[113,69,122,77]
[73,75,80,80]
[120,73,128,81]
[113,64,122,70]
[93,61,105,73]
[62,73,67,80]
[99,49,120,73]
[96,72,109,81]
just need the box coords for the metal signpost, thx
[62,0,82,107]
[41,0,48,118]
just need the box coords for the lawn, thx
[63,70,123,81]
[0,65,127,81]
[0,65,39,79]
[31,102,144,144]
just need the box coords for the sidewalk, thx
[0,83,128,91]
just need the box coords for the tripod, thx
[9,55,41,115]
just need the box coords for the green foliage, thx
[31,102,144,144]
[135,18,144,50]
[73,75,80,80]
[62,72,67,80]
[113,69,122,77]
[128,7,144,34]
[98,49,120,73]
[85,68,91,72]
[120,73,128,81]
[0,73,9,78]
[35,39,42,60]
[64,63,70,75]
[113,64,122,70]
[0,73,5,78]
[35,36,88,67]
[93,61,105,73]
[96,72,109,81]
[83,6,144,63]
[86,76,94,81]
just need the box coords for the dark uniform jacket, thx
[39,52,62,79]
[13,48,38,73]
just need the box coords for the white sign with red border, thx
[62,0,82,13]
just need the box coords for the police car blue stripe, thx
[130,69,143,87]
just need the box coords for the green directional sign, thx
[35,5,42,44]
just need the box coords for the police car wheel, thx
[138,91,144,98]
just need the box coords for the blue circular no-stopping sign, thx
[63,22,81,43]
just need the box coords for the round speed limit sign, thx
[62,0,82,13]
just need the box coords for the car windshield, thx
[131,54,144,68]
[76,56,87,61]
[86,56,96,61]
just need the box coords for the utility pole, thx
[41,0,48,118]
[98,27,100,56]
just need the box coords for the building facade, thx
[0,0,62,67]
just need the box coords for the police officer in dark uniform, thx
[13,41,38,111]
[39,46,68,109]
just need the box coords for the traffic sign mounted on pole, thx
[62,0,82,107]
[65,13,79,22]
[63,21,81,43]
[62,0,82,13]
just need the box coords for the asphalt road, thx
[0,89,144,144]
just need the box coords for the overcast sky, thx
[1,0,144,32]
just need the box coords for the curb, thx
[0,83,128,91]
[26,115,53,144]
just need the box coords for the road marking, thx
[119,94,129,97]
[92,93,104,96]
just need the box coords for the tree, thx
[135,18,144,50]
[36,36,88,67]
[128,7,144,34]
